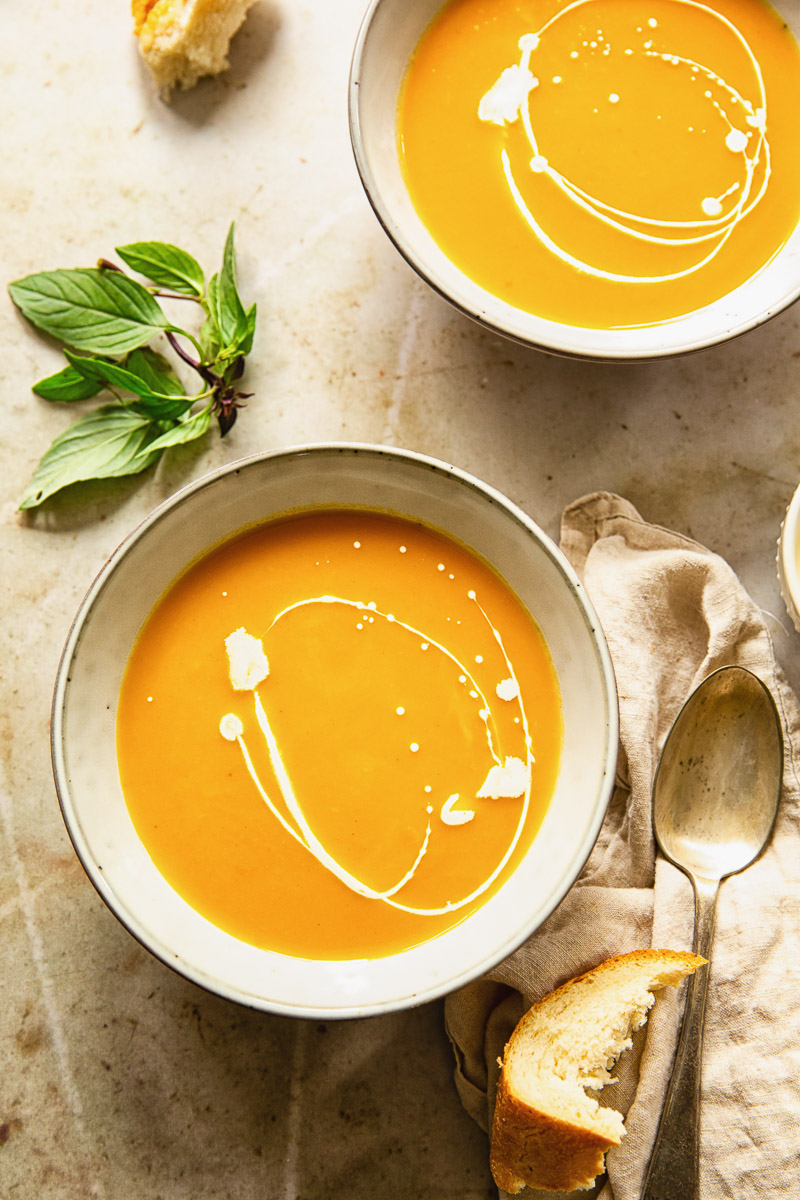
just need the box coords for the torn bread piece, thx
[132,0,256,95]
[490,948,706,1194]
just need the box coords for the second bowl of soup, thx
[350,0,800,359]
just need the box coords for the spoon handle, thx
[640,874,718,1200]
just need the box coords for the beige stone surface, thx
[2,1,800,1197]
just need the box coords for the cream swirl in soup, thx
[116,511,562,960]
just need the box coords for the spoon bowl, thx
[643,665,782,1200]
[653,666,783,882]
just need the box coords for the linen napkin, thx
[445,492,800,1200]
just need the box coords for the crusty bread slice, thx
[132,0,256,95]
[490,948,706,1193]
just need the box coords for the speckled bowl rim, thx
[778,482,800,632]
[348,0,800,363]
[51,444,619,1018]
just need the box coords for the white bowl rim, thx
[348,0,800,363]
[778,482,800,631]
[51,442,619,1017]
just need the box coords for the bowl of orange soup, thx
[52,445,617,1016]
[349,0,800,359]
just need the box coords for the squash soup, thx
[116,510,562,960]
[397,0,800,328]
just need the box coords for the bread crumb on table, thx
[132,0,257,96]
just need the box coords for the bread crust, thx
[491,1073,616,1192]
[489,948,706,1193]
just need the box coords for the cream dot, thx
[702,196,723,216]
[353,541,361,549]
[437,563,445,572]
[468,590,476,600]
[648,16,658,25]
[387,614,395,622]
[475,655,484,663]
[356,623,364,630]
[426,804,433,814]
[399,545,407,553]
[459,674,467,683]
[222,591,228,597]
[449,573,454,580]
[530,155,548,173]
[219,713,243,742]
[421,642,429,650]
[609,93,619,104]
[497,677,520,702]
[396,706,405,716]
[725,129,748,153]
[146,696,153,703]
[552,75,562,83]
[469,690,478,699]
[410,743,419,753]
[424,785,432,794]
[570,49,578,58]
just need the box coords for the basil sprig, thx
[9,224,256,510]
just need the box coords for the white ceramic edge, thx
[348,0,800,363]
[778,482,800,632]
[51,443,619,1019]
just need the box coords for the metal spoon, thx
[641,665,783,1200]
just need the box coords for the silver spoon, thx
[641,665,782,1200]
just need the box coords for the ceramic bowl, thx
[778,483,800,632]
[52,445,618,1018]
[348,0,800,362]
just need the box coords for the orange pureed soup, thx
[397,0,800,328]
[116,510,562,960]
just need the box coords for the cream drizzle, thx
[220,592,534,916]
[478,0,771,284]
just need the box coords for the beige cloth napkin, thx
[445,492,800,1200]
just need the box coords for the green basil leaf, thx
[65,351,194,419]
[20,405,162,509]
[9,268,170,355]
[125,346,186,397]
[32,363,104,402]
[129,393,196,419]
[115,242,205,297]
[135,405,212,458]
[238,301,257,358]
[200,273,223,361]
[215,224,249,347]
